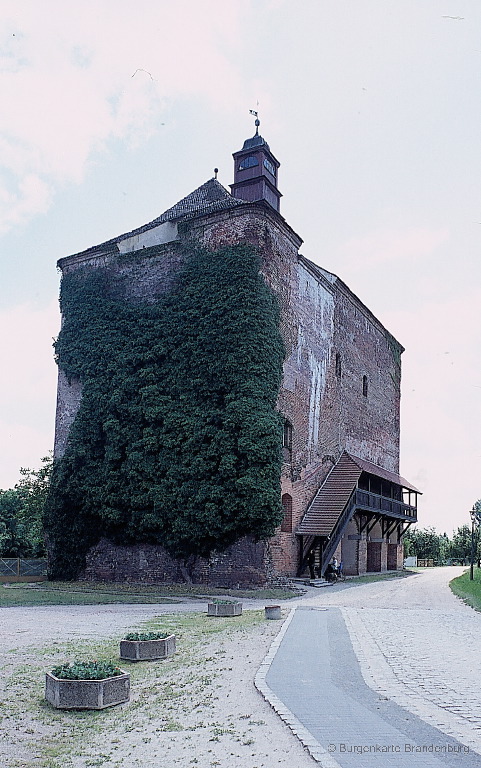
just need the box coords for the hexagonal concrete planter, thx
[120,634,176,662]
[45,670,130,710]
[207,602,243,617]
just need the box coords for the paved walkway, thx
[256,568,481,767]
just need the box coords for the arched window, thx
[238,155,259,170]
[281,494,293,533]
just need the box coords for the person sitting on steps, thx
[325,557,339,583]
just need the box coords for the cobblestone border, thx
[341,607,481,756]
[254,607,342,768]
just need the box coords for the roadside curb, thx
[254,606,342,768]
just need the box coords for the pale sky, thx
[1,0,480,535]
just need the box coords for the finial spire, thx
[249,109,260,135]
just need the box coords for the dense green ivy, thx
[45,244,285,579]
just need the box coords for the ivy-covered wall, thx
[45,244,285,579]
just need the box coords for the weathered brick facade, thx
[82,536,271,588]
[52,132,414,586]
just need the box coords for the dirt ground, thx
[0,599,317,768]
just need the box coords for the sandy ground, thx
[0,598,318,768]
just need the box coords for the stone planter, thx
[120,634,176,662]
[45,670,130,710]
[207,602,243,617]
[264,605,282,620]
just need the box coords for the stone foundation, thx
[80,536,273,588]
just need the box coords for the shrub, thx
[50,661,123,680]
[210,598,240,605]
[123,631,170,641]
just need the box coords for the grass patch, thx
[0,580,300,607]
[449,568,481,611]
[153,584,300,600]
[0,584,179,607]
[345,570,415,585]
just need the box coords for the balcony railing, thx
[355,489,417,520]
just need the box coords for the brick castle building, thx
[53,122,419,585]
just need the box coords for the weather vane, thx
[249,108,260,135]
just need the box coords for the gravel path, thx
[0,601,203,651]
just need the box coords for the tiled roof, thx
[65,179,247,260]
[150,178,247,224]
[241,133,271,151]
[348,454,420,493]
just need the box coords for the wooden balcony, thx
[355,489,417,521]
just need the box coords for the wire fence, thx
[0,558,47,578]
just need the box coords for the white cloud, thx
[0,172,52,233]
[0,0,247,232]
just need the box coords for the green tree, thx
[439,532,451,564]
[403,528,415,558]
[449,525,472,564]
[0,455,51,557]
[449,502,481,565]
[45,244,285,579]
[0,490,22,555]
[403,526,448,564]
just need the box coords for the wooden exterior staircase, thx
[296,452,419,577]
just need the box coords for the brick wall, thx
[333,285,401,473]
[54,200,403,584]
[80,536,270,588]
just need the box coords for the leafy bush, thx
[45,244,285,579]
[210,598,240,605]
[0,456,51,557]
[51,661,122,680]
[123,631,170,641]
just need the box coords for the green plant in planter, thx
[51,660,123,680]
[46,660,130,709]
[207,598,243,616]
[210,598,240,605]
[120,630,176,662]
[123,631,170,641]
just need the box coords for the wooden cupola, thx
[230,116,282,212]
